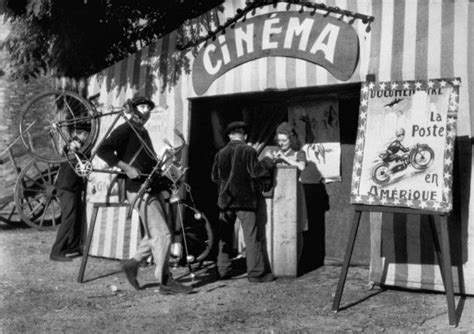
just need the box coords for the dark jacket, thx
[96,122,157,193]
[211,140,274,210]
[56,162,85,192]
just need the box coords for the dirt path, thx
[0,223,473,333]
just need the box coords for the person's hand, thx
[68,140,82,152]
[274,152,287,163]
[124,165,140,179]
[264,150,275,160]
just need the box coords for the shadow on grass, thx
[80,270,122,283]
[337,288,386,312]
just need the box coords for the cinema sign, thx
[192,11,360,95]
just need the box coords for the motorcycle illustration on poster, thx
[350,78,460,213]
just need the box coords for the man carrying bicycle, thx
[97,96,192,295]
[50,123,91,262]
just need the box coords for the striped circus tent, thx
[87,0,474,293]
[88,0,473,138]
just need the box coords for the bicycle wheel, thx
[14,159,62,230]
[19,90,98,163]
[179,208,214,265]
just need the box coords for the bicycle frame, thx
[37,93,212,273]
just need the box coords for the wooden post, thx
[436,215,456,326]
[77,204,99,283]
[271,166,298,277]
[332,209,362,311]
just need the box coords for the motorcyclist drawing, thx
[385,128,410,164]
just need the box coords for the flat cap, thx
[130,96,155,110]
[225,121,248,135]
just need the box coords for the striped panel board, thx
[87,0,474,293]
[85,204,141,260]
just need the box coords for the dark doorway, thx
[187,83,365,265]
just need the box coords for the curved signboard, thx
[192,11,360,95]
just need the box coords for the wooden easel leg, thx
[332,210,362,311]
[428,215,446,287]
[77,205,99,283]
[436,215,456,327]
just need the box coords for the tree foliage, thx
[1,0,223,81]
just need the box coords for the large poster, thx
[350,78,460,212]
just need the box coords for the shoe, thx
[50,254,72,262]
[121,259,140,290]
[159,276,193,295]
[216,269,233,280]
[218,273,232,280]
[63,248,83,256]
[248,273,275,283]
[64,250,83,258]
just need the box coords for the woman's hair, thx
[275,122,301,151]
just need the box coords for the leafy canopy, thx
[1,0,223,80]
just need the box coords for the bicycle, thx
[19,90,214,274]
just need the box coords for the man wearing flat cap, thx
[211,121,275,282]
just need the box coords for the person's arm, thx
[96,125,140,179]
[401,143,410,152]
[246,148,275,179]
[276,151,306,171]
[294,150,307,171]
[117,161,140,179]
[96,126,124,167]
[211,153,220,183]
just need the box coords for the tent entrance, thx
[187,83,367,265]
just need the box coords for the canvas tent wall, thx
[87,0,474,293]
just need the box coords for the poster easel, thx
[331,204,456,327]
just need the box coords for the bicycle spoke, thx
[22,119,38,134]
[63,96,75,116]
[53,93,63,105]
[46,164,53,183]
[59,115,92,126]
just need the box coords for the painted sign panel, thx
[350,78,460,213]
[288,98,341,183]
[192,11,359,95]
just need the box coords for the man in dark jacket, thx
[96,96,191,295]
[211,121,275,282]
[50,125,90,262]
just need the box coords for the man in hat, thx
[211,121,275,282]
[50,122,91,262]
[97,96,192,295]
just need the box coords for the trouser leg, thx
[302,183,327,267]
[68,190,85,251]
[217,210,235,276]
[130,192,172,283]
[237,210,269,278]
[51,190,79,255]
